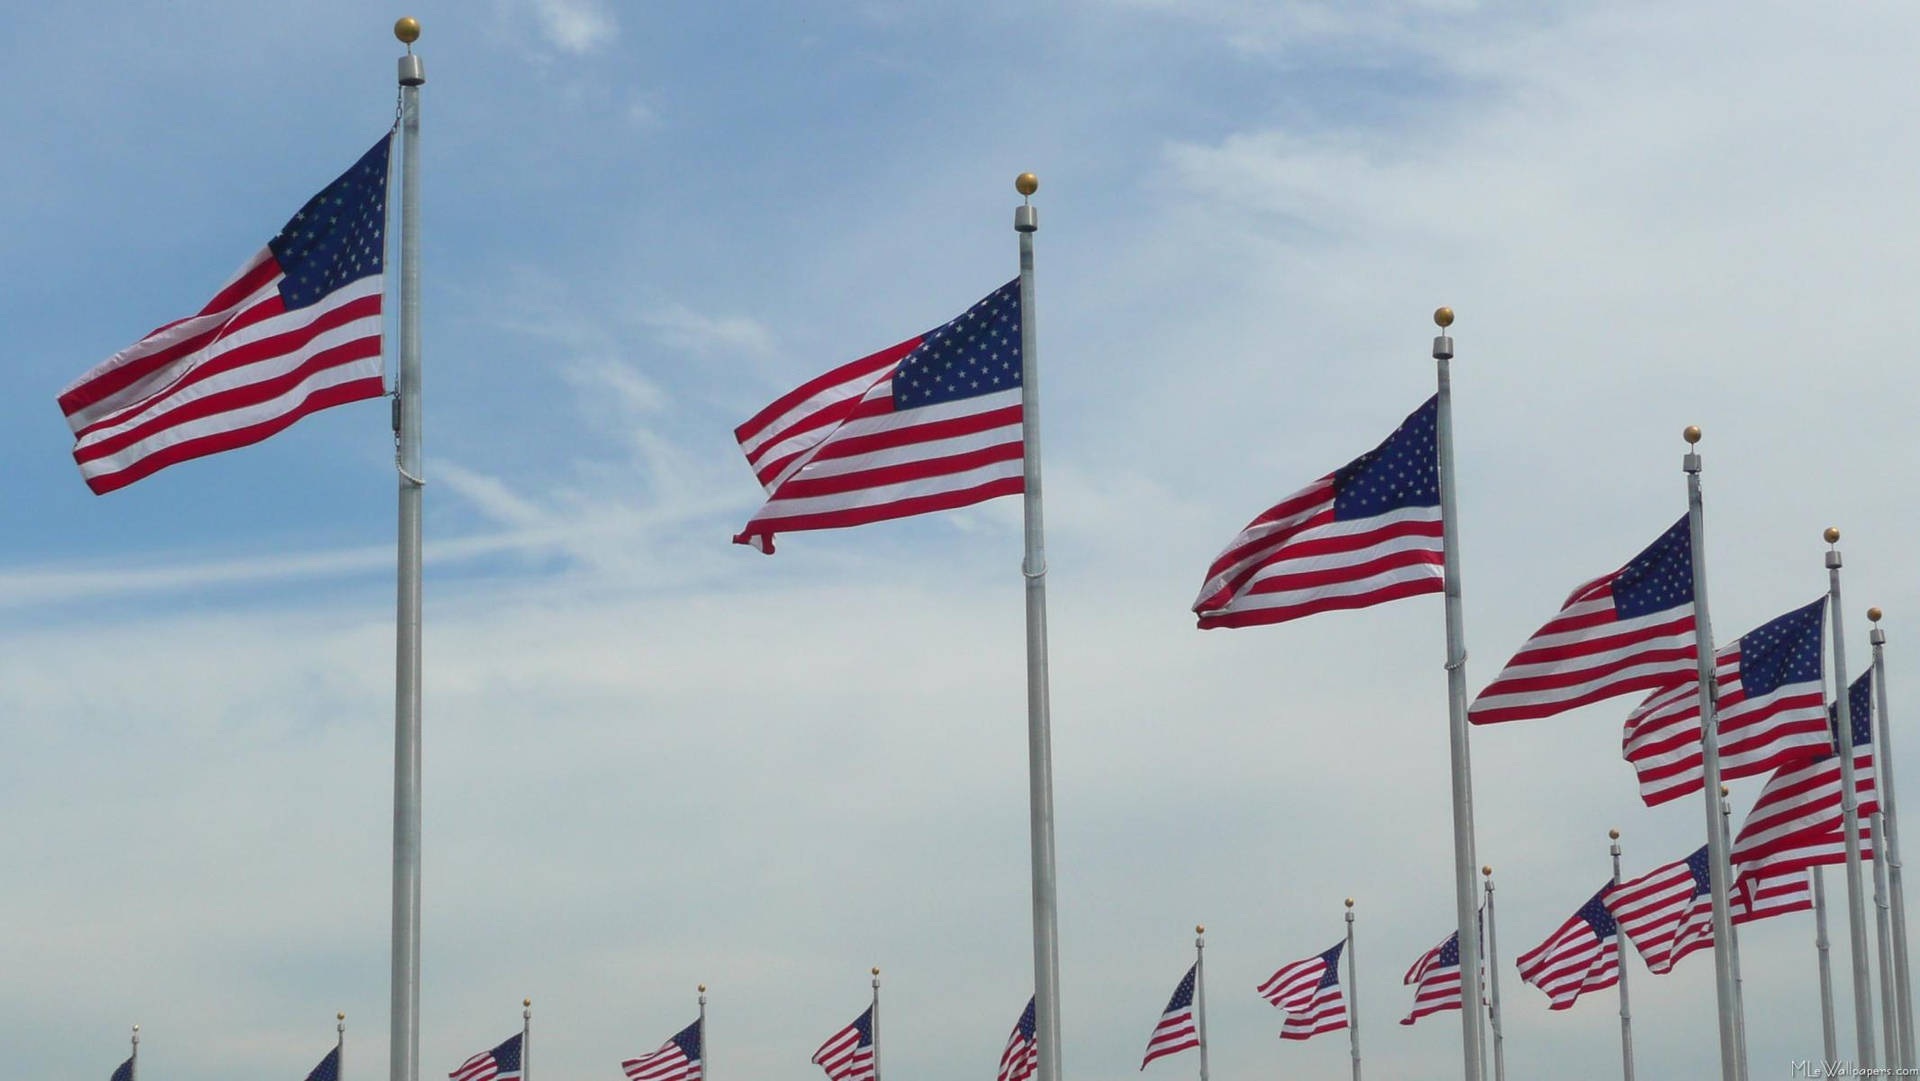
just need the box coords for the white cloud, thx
[642,302,779,358]
[524,0,618,53]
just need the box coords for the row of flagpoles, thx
[51,18,1917,1081]
[89,806,1905,1081]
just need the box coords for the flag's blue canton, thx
[672,1020,703,1061]
[1332,395,1439,520]
[111,1057,133,1081]
[890,279,1021,410]
[489,1034,523,1072]
[1576,886,1618,938]
[850,1007,874,1048]
[1015,998,1037,1039]
[1739,598,1827,697]
[268,134,390,311]
[1685,845,1713,897]
[1436,932,1460,966]
[1828,670,1875,750]
[1314,941,1346,989]
[1162,965,1197,1011]
[1611,516,1694,619]
[306,1047,341,1081]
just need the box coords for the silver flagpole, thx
[1481,868,1505,1081]
[1870,609,1915,1067]
[871,968,883,1081]
[130,1024,139,1081]
[1609,831,1635,1081]
[1432,307,1487,1081]
[1874,809,1900,1068]
[1346,898,1363,1081]
[1012,172,1065,1081]
[1680,425,1742,1081]
[1194,926,1209,1081]
[1720,788,1749,1081]
[1816,867,1840,1063]
[339,1012,347,1081]
[390,18,426,1081]
[1825,528,1877,1069]
[698,986,709,1081]
[522,999,532,1081]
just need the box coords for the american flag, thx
[732,280,1023,553]
[1139,963,1200,1070]
[1400,930,1464,1025]
[811,1006,876,1081]
[1515,885,1620,1010]
[1732,865,1814,923]
[622,1020,703,1081]
[1470,517,1697,725]
[1258,941,1348,1040]
[1191,396,1441,628]
[305,1047,341,1081]
[1604,846,1720,974]
[1732,671,1877,878]
[110,1057,132,1081]
[1622,597,1831,806]
[997,998,1038,1081]
[58,136,389,494]
[450,1034,523,1081]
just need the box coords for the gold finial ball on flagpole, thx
[1195,924,1205,934]
[1609,828,1620,839]
[1482,865,1492,876]
[1826,527,1841,544]
[872,967,881,975]
[1684,425,1702,444]
[1433,306,1454,328]
[698,984,707,992]
[338,1012,346,1021]
[1344,897,1354,908]
[1870,607,1884,623]
[1015,173,1039,196]
[1720,784,1730,796]
[394,16,421,43]
[524,998,532,1007]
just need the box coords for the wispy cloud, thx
[640,302,778,358]
[523,0,618,53]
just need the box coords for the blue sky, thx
[6,2,1920,1080]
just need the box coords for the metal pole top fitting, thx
[1871,607,1887,645]
[1345,897,1355,921]
[1826,527,1842,568]
[396,17,424,85]
[1683,425,1702,473]
[1014,173,1038,232]
[1432,306,1454,360]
